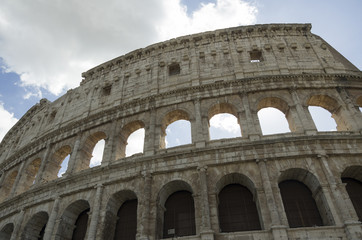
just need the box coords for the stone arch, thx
[160,109,192,149]
[119,120,145,158]
[16,158,41,194]
[215,173,262,232]
[278,168,334,227]
[0,223,14,240]
[77,131,107,171]
[102,190,138,240]
[307,94,350,131]
[356,95,362,108]
[208,103,242,139]
[56,199,90,240]
[156,180,195,239]
[256,96,294,133]
[42,145,71,182]
[341,165,362,221]
[0,169,18,202]
[21,211,48,240]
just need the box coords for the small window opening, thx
[165,120,191,148]
[126,128,145,157]
[169,64,181,76]
[90,139,105,167]
[102,85,112,96]
[57,154,70,177]
[250,50,263,63]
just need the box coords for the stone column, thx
[65,134,82,175]
[10,161,25,197]
[289,88,317,134]
[10,209,25,240]
[35,144,52,184]
[138,172,153,240]
[102,120,120,165]
[144,108,156,156]
[87,184,103,240]
[336,87,361,132]
[240,93,262,140]
[257,159,288,240]
[43,196,61,240]
[193,99,208,148]
[197,166,214,240]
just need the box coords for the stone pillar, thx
[336,87,361,132]
[144,108,157,156]
[102,120,120,165]
[10,209,25,240]
[0,170,5,186]
[193,99,208,148]
[138,172,153,240]
[43,196,61,240]
[10,161,25,197]
[197,166,214,240]
[240,93,262,140]
[65,134,81,175]
[35,144,52,184]
[289,88,317,134]
[257,159,288,240]
[87,184,103,240]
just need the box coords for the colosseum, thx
[0,23,361,240]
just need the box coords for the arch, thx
[257,97,294,134]
[341,165,362,221]
[307,95,349,131]
[102,190,138,240]
[157,180,195,238]
[56,199,90,240]
[0,170,18,202]
[161,110,191,149]
[208,103,241,140]
[42,145,71,181]
[0,223,14,240]
[77,131,107,171]
[278,168,334,227]
[308,106,337,131]
[120,121,145,158]
[21,211,48,240]
[16,158,41,194]
[357,95,362,111]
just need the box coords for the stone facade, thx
[0,23,361,240]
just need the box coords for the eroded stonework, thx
[0,23,361,240]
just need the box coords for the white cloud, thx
[0,0,257,97]
[210,113,240,134]
[0,103,18,142]
[126,128,145,157]
[90,139,105,167]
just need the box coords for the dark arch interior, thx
[72,208,90,240]
[163,191,195,238]
[113,199,138,240]
[279,180,323,228]
[342,177,362,221]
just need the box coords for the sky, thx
[1,0,361,154]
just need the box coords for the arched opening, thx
[308,95,350,131]
[161,110,191,149]
[357,96,362,112]
[163,191,196,238]
[120,121,145,158]
[258,108,290,135]
[257,97,293,135]
[342,178,362,221]
[0,223,13,240]
[208,103,241,140]
[21,211,48,240]
[218,184,261,232]
[157,180,195,239]
[113,199,138,240]
[308,106,337,131]
[279,180,323,228]
[42,145,71,181]
[0,170,18,202]
[126,128,145,157]
[56,200,90,240]
[16,158,41,194]
[78,132,107,171]
[102,190,138,240]
[90,139,105,167]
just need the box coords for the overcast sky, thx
[0,0,361,142]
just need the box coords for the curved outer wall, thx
[0,23,361,240]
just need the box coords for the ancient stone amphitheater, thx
[0,23,361,240]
